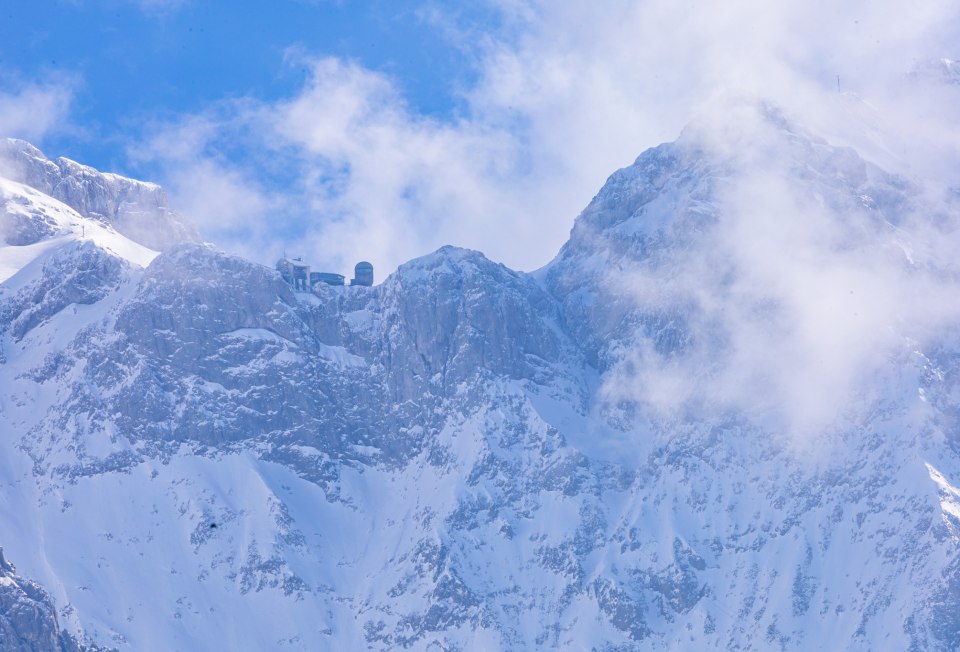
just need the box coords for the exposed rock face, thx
[0,241,126,341]
[2,102,960,650]
[0,548,107,652]
[0,138,199,250]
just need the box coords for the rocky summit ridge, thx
[2,100,960,650]
[0,138,199,252]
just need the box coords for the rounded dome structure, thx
[351,261,374,286]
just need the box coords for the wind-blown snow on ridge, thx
[3,100,960,650]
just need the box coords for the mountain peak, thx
[0,137,199,251]
[393,244,514,283]
[554,98,911,264]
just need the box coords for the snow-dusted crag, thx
[0,547,107,652]
[0,139,199,251]
[2,100,960,650]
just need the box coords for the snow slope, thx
[0,177,158,283]
[0,547,107,651]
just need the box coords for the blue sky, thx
[0,1,483,168]
[1,1,958,276]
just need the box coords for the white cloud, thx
[590,100,960,441]
[133,0,960,282]
[0,81,74,144]
[130,108,286,263]
[268,57,524,273]
[126,0,189,13]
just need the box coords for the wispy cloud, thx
[0,80,74,144]
[268,57,524,273]
[130,107,284,262]
[134,57,535,275]
[589,100,960,441]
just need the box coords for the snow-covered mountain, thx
[0,139,199,253]
[2,101,960,651]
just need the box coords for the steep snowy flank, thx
[0,139,199,251]
[2,101,960,650]
[0,176,158,284]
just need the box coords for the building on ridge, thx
[278,258,373,290]
[276,257,311,291]
[350,261,374,287]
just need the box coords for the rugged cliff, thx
[0,139,199,251]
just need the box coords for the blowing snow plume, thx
[545,97,960,443]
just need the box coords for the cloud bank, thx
[132,0,959,278]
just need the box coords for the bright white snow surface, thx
[3,99,960,651]
[0,177,158,284]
